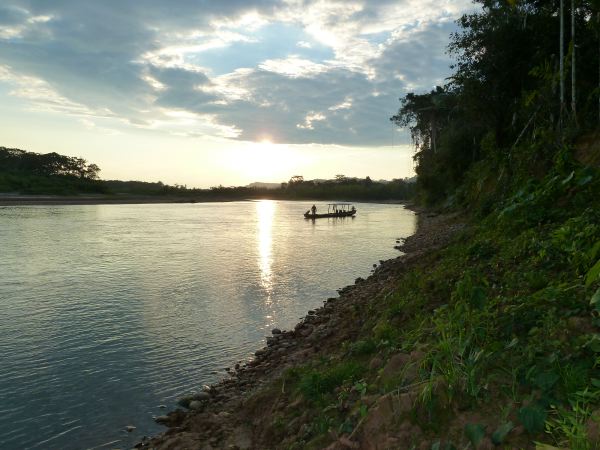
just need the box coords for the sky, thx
[0,0,475,188]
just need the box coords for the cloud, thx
[0,0,476,146]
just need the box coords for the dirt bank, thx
[137,208,466,450]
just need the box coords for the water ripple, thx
[0,201,415,450]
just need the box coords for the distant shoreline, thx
[0,194,410,206]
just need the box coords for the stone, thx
[381,353,411,380]
[125,425,136,432]
[338,436,359,448]
[271,328,282,334]
[188,400,203,410]
[155,415,170,424]
[369,356,384,370]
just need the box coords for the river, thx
[0,200,415,449]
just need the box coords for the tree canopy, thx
[392,0,600,204]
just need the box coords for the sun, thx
[226,139,302,181]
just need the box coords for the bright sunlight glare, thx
[223,140,306,182]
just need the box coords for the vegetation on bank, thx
[0,146,415,201]
[223,1,600,448]
[270,162,600,449]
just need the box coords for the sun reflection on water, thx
[256,200,275,304]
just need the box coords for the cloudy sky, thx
[0,0,474,187]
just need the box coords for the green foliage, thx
[295,361,366,404]
[347,338,377,356]
[391,0,600,206]
[519,404,548,435]
[464,423,486,446]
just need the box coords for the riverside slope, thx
[137,208,466,450]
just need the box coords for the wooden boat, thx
[304,203,357,219]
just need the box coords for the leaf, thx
[586,335,600,353]
[577,174,593,186]
[359,404,368,418]
[534,444,562,450]
[590,241,600,261]
[505,337,519,349]
[491,421,514,445]
[586,259,600,287]
[518,405,547,434]
[561,171,574,185]
[591,288,600,312]
[591,378,600,388]
[534,371,560,391]
[470,286,487,309]
[465,423,486,447]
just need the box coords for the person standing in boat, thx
[311,204,317,215]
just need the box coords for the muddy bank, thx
[137,208,466,450]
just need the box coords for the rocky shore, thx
[137,208,466,450]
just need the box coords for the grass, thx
[274,163,600,448]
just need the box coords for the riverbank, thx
[136,208,467,449]
[134,166,600,449]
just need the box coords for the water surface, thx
[0,200,415,449]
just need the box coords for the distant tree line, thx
[0,146,415,201]
[1,147,100,179]
[0,146,105,194]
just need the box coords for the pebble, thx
[271,328,282,334]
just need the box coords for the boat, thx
[304,203,357,219]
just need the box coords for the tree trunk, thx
[560,0,565,113]
[572,0,577,118]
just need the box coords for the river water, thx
[0,200,415,449]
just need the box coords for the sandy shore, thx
[134,207,466,450]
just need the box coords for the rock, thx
[194,391,211,401]
[125,425,136,432]
[272,328,282,334]
[177,395,193,408]
[158,404,167,409]
[155,415,170,424]
[381,353,411,380]
[586,409,600,445]
[369,356,384,370]
[338,436,359,448]
[477,437,495,450]
[188,400,203,410]
[177,391,210,408]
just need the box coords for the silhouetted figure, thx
[311,204,317,215]
[351,206,356,213]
